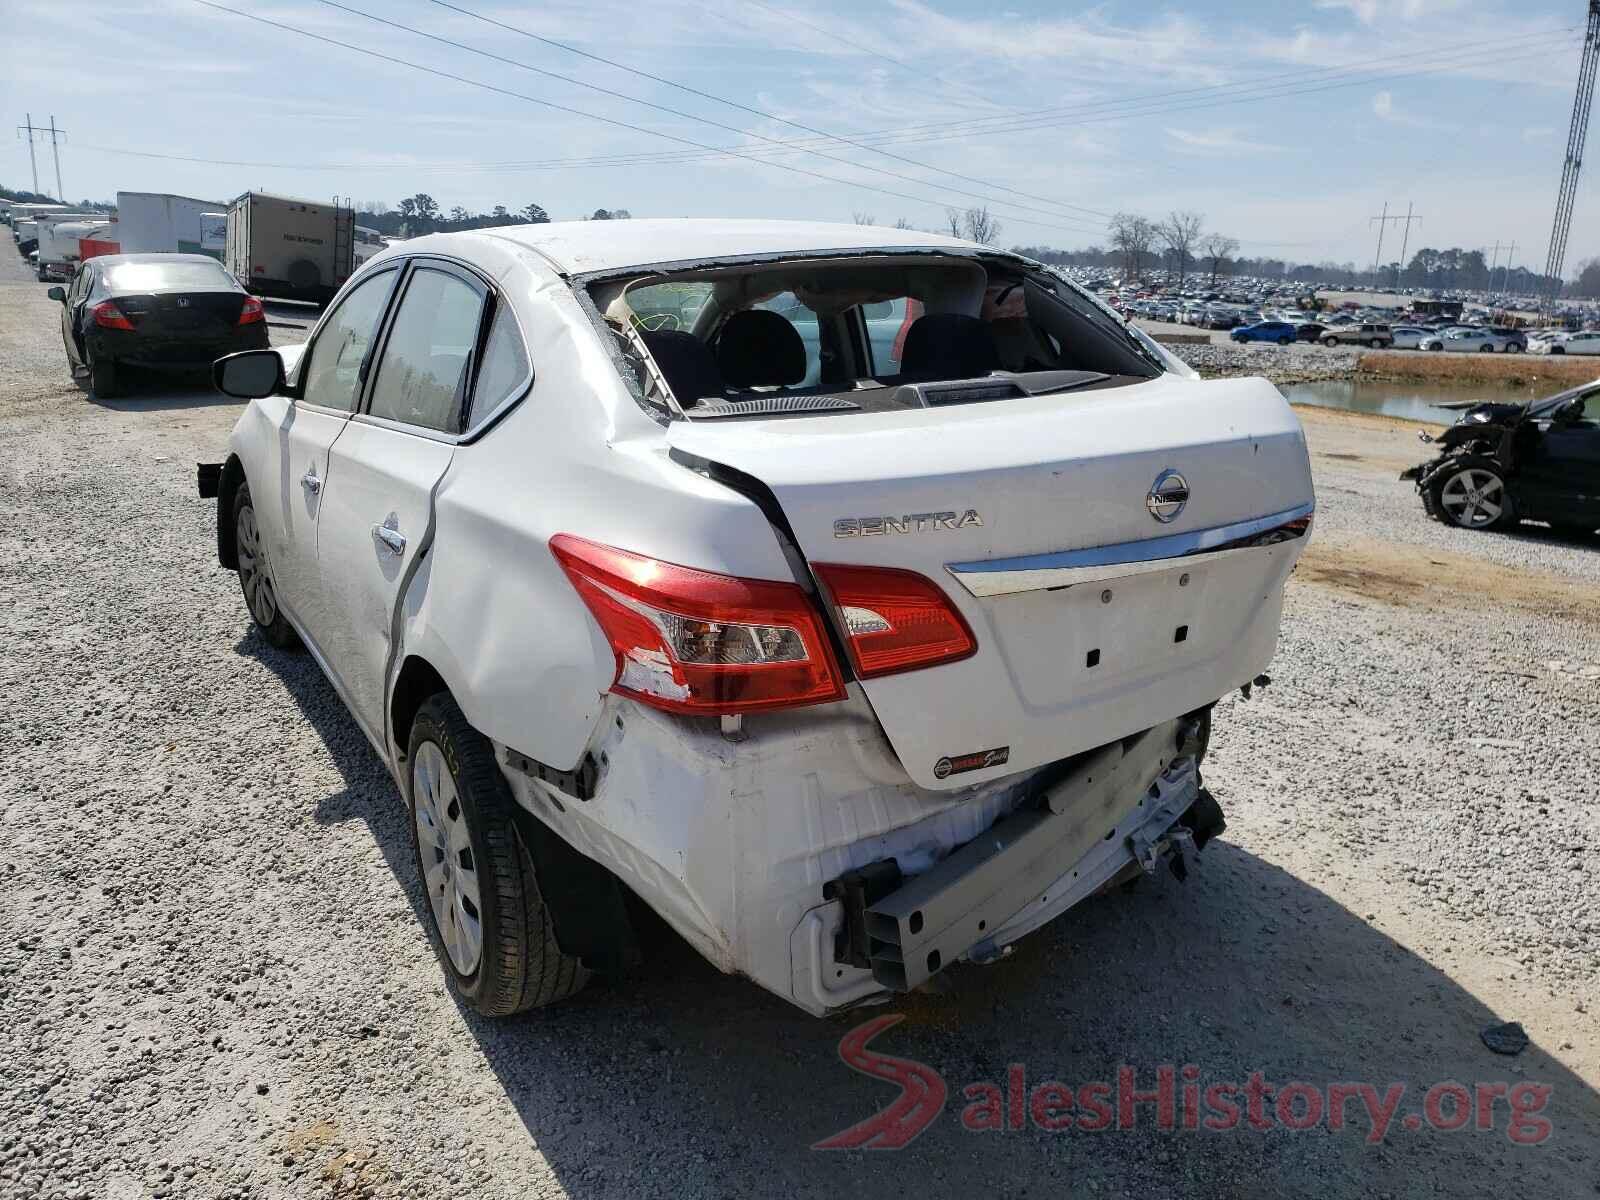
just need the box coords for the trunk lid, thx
[668,373,1314,790]
[116,291,244,338]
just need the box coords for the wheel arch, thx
[217,454,247,569]
[390,653,450,764]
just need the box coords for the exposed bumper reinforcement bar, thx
[837,717,1207,992]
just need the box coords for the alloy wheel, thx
[235,503,279,627]
[1438,468,1505,529]
[413,741,483,976]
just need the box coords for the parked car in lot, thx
[1231,320,1296,345]
[49,253,268,398]
[200,219,1314,1017]
[1322,322,1392,348]
[1294,322,1328,343]
[1389,326,1430,350]
[1535,330,1600,355]
[1403,383,1600,535]
[1420,328,1522,353]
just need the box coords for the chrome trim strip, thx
[946,502,1314,597]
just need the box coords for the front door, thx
[314,261,486,741]
[1521,408,1600,526]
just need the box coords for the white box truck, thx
[114,191,228,258]
[34,218,112,281]
[224,191,354,304]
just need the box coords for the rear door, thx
[668,372,1314,790]
[260,264,401,642]
[313,260,502,739]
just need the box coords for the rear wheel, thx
[409,693,590,1015]
[1277,335,1292,345]
[89,354,119,399]
[1505,342,1522,353]
[1479,343,1494,353]
[232,481,300,649]
[1322,337,1338,348]
[1550,345,1566,354]
[1432,460,1512,531]
[1368,338,1383,348]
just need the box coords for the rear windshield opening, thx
[103,260,237,292]
[588,255,1164,419]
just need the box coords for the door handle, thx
[372,518,406,555]
[301,468,322,495]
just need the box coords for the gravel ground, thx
[2,250,1597,1200]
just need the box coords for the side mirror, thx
[214,349,285,399]
[46,286,65,303]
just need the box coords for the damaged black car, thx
[1402,384,1600,535]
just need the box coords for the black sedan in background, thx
[49,254,268,398]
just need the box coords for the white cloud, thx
[1165,127,1287,155]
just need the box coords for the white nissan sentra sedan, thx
[201,219,1314,1017]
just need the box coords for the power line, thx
[283,27,1569,179]
[185,1,1108,238]
[319,0,1107,226]
[730,0,1013,114]
[420,0,1110,219]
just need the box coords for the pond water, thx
[1280,378,1540,424]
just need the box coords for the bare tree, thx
[945,208,964,237]
[1108,212,1157,281]
[893,217,912,230]
[1200,232,1240,285]
[852,211,877,226]
[960,206,1001,245]
[1156,210,1204,288]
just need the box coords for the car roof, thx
[473,217,983,275]
[88,253,229,268]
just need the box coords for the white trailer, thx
[34,218,111,281]
[224,191,354,304]
[114,191,228,257]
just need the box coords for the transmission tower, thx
[1542,1,1600,301]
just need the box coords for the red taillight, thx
[92,300,135,331]
[238,296,264,325]
[813,563,977,679]
[550,535,845,716]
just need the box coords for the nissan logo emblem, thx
[1146,469,1190,523]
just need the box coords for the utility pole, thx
[1370,201,1388,281]
[16,112,40,196]
[15,114,66,201]
[1394,201,1418,290]
[1370,202,1421,290]
[1500,242,1517,293]
[47,115,64,204]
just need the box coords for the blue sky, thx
[1,0,1592,271]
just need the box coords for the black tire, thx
[1479,343,1494,353]
[1277,335,1291,345]
[1322,337,1338,348]
[1506,342,1522,353]
[408,692,590,1016]
[89,354,120,399]
[1368,338,1383,348]
[1428,458,1514,531]
[1550,345,1565,354]
[231,481,300,649]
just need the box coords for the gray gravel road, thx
[2,249,1597,1199]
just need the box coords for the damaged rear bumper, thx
[797,716,1219,1006]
